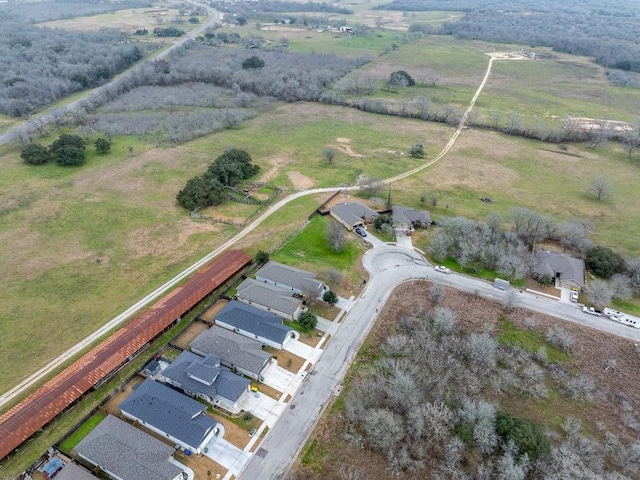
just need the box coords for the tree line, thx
[377,0,640,75]
[2,0,151,24]
[0,13,153,116]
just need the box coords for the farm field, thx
[38,6,200,35]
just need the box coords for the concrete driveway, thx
[394,228,413,249]
[241,391,280,421]
[260,362,296,394]
[284,339,321,362]
[205,436,252,476]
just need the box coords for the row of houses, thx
[68,261,328,480]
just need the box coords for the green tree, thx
[189,16,200,24]
[495,411,551,461]
[255,250,270,264]
[374,214,392,231]
[242,55,265,69]
[49,134,86,166]
[94,137,111,154]
[207,148,260,186]
[176,176,224,210]
[236,16,247,26]
[322,290,338,306]
[409,142,425,158]
[20,143,50,165]
[585,246,625,278]
[297,311,318,331]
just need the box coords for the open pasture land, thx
[38,6,199,34]
[387,127,640,257]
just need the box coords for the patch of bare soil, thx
[260,25,306,32]
[487,51,532,60]
[297,330,322,347]
[329,143,362,158]
[126,219,223,259]
[200,300,229,323]
[293,281,640,479]
[213,414,252,449]
[175,450,228,480]
[172,321,209,350]
[103,377,144,415]
[267,348,305,373]
[287,171,315,190]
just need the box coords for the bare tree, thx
[627,257,640,294]
[326,221,347,253]
[585,278,614,308]
[431,307,456,334]
[362,407,404,451]
[545,325,574,352]
[325,268,344,285]
[587,177,614,201]
[610,274,632,300]
[429,284,445,304]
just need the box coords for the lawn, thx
[272,214,365,284]
[497,317,570,364]
[58,411,107,454]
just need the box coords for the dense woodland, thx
[379,0,640,74]
[1,0,151,23]
[0,11,155,116]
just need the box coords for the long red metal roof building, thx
[0,249,252,461]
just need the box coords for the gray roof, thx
[330,201,379,227]
[392,205,431,226]
[55,462,100,480]
[237,278,303,316]
[162,351,249,403]
[190,326,271,376]
[532,250,585,287]
[255,261,324,293]
[74,415,183,480]
[216,300,293,345]
[119,379,217,450]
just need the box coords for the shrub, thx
[94,137,111,154]
[20,143,50,165]
[255,250,270,264]
[242,55,265,69]
[495,411,551,461]
[297,311,318,331]
[323,290,338,306]
[545,325,574,353]
[585,246,625,278]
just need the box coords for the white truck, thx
[583,306,602,316]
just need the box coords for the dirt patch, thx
[287,171,315,190]
[174,451,228,480]
[487,51,532,60]
[213,414,253,449]
[103,376,144,415]
[297,330,322,347]
[329,143,362,158]
[172,321,210,350]
[200,300,229,323]
[252,381,282,400]
[260,25,306,32]
[336,138,350,143]
[267,347,305,374]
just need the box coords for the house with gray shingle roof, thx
[54,462,100,480]
[392,205,432,230]
[74,414,184,480]
[237,277,305,320]
[190,326,272,380]
[215,300,298,349]
[161,351,249,413]
[532,250,585,289]
[119,379,220,454]
[255,261,326,296]
[330,201,379,229]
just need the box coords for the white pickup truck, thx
[583,306,602,317]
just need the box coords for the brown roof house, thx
[532,250,585,290]
[330,201,379,229]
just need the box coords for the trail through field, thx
[0,54,499,407]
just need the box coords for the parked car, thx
[583,306,602,316]
[570,290,579,302]
[434,265,451,274]
[354,227,367,238]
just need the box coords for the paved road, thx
[0,0,221,146]
[238,244,640,480]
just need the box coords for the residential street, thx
[238,243,640,480]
